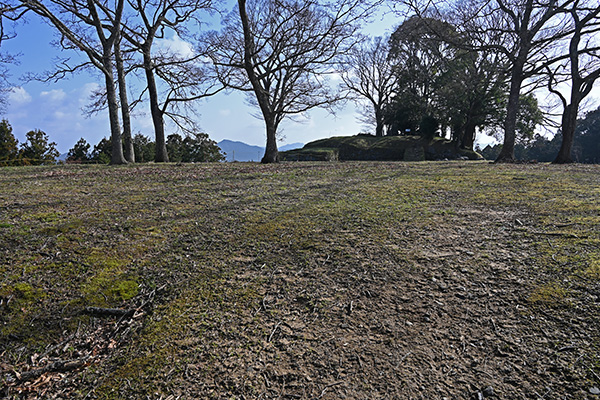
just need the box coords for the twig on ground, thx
[318,381,344,399]
[397,351,412,368]
[531,230,581,239]
[268,322,282,342]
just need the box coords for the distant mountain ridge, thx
[217,140,303,162]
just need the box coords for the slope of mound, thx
[280,135,483,161]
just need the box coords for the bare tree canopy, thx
[546,1,600,163]
[209,0,381,163]
[397,0,594,162]
[339,36,397,137]
[116,0,220,162]
[16,0,129,164]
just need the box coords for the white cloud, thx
[40,89,67,103]
[155,34,195,59]
[8,86,32,106]
[219,109,232,116]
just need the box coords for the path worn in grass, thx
[1,162,599,399]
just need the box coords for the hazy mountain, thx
[217,140,263,162]
[279,142,304,151]
[217,140,304,162]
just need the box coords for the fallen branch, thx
[83,307,135,318]
[553,222,576,228]
[15,357,89,382]
[530,231,581,239]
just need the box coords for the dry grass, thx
[1,161,599,399]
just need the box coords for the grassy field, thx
[1,161,599,399]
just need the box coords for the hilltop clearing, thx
[1,162,598,399]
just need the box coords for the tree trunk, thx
[144,50,169,163]
[553,101,579,164]
[115,36,134,163]
[103,57,127,165]
[461,121,476,150]
[239,0,279,164]
[496,52,527,163]
[261,119,279,163]
[375,109,384,137]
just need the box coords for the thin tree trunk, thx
[143,51,169,163]
[103,57,127,165]
[239,0,280,163]
[115,35,134,163]
[496,69,523,161]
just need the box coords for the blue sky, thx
[0,3,503,154]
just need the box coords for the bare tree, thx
[339,35,397,137]
[490,0,575,162]
[20,0,128,164]
[546,1,600,164]
[0,4,27,111]
[113,0,219,163]
[210,0,380,163]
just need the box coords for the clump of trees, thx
[341,1,599,163]
[65,132,224,164]
[0,120,59,166]
[480,105,600,163]
[394,0,600,163]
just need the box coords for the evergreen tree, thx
[132,134,155,163]
[66,138,91,163]
[20,129,59,165]
[167,133,224,163]
[573,107,600,163]
[91,138,112,164]
[0,120,20,167]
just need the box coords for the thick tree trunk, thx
[239,0,280,163]
[115,36,134,163]
[496,51,527,163]
[496,71,522,162]
[375,109,384,137]
[144,51,169,163]
[461,121,476,150]
[553,101,579,164]
[103,58,127,165]
[261,120,279,163]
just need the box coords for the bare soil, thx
[1,162,599,399]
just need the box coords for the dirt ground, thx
[1,162,599,399]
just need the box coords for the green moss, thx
[42,218,84,235]
[0,282,46,301]
[581,259,600,279]
[82,273,139,305]
[528,283,569,306]
[31,211,64,223]
[85,250,130,271]
[14,282,40,300]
